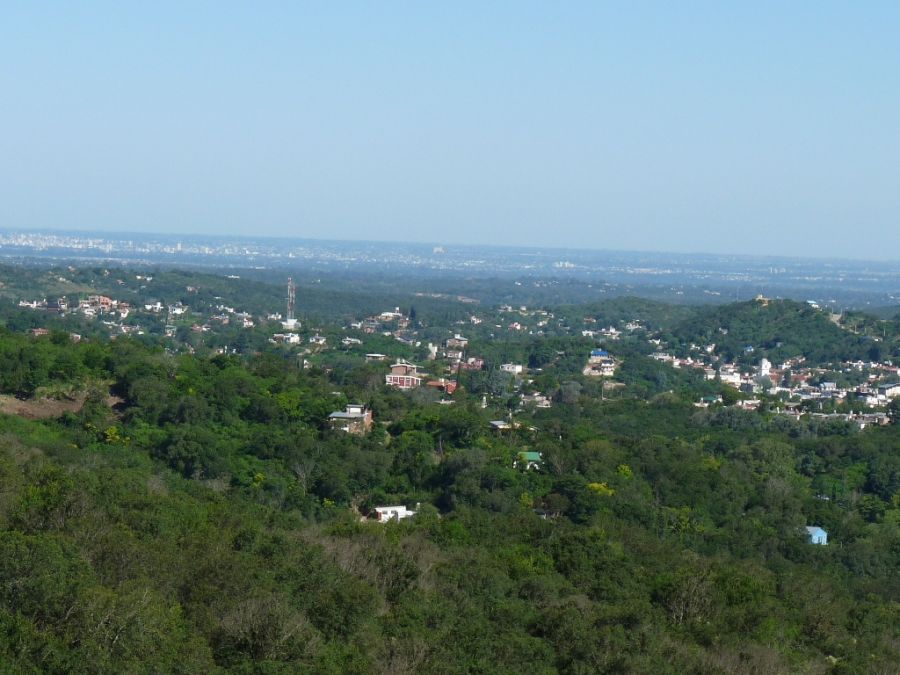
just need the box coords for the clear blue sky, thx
[2,2,898,259]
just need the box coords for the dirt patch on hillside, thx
[0,392,126,420]
[0,393,88,420]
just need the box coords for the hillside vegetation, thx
[668,299,888,364]
[0,321,898,673]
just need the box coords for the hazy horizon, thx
[3,225,900,268]
[2,3,899,259]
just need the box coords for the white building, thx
[372,505,416,522]
[879,382,900,399]
[272,333,301,344]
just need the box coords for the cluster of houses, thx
[207,304,254,328]
[19,277,898,433]
[647,339,899,416]
[348,307,417,346]
[15,284,276,344]
[581,319,642,340]
[20,295,149,338]
[642,348,900,427]
[494,305,554,333]
[19,297,68,312]
[427,334,486,376]
[20,294,134,319]
[739,356,899,413]
[794,410,891,429]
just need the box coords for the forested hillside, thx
[668,299,890,364]
[0,321,898,673]
[0,298,900,673]
[5,0,900,671]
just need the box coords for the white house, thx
[878,382,900,399]
[372,505,416,522]
[272,333,301,344]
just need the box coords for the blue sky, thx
[1,2,898,259]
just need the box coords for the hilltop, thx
[668,298,888,364]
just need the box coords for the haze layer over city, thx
[0,228,897,309]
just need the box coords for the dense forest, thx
[0,318,898,673]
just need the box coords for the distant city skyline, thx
[3,226,899,273]
[2,225,900,265]
[2,3,899,259]
[7,220,898,263]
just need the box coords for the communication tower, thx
[282,277,299,329]
[287,277,295,322]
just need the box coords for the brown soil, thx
[0,393,124,420]
[0,393,87,419]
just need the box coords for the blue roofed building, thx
[805,526,828,545]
